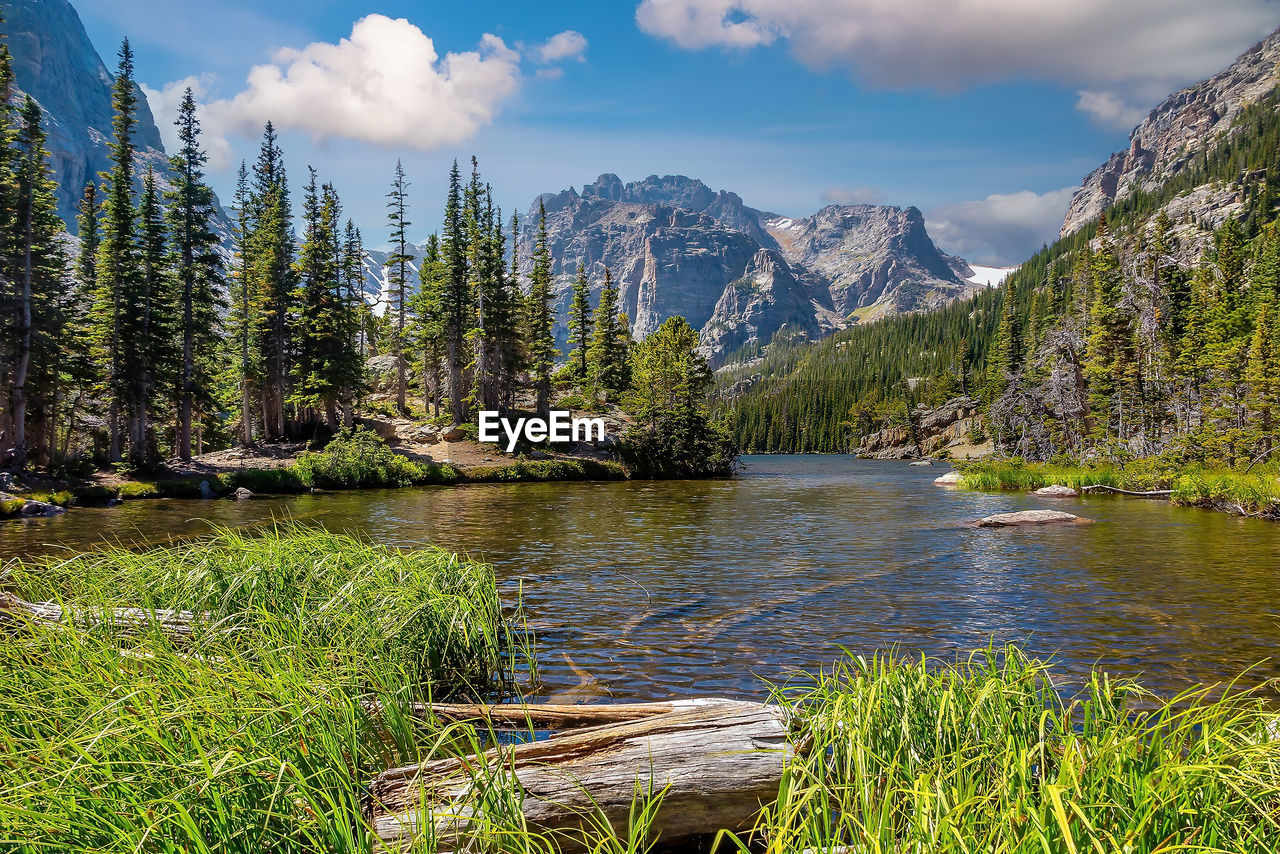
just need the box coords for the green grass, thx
[0,497,25,516]
[739,647,1280,854]
[959,459,1280,515]
[0,526,535,852]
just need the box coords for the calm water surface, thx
[3,456,1279,701]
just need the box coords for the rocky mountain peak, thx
[2,0,169,232]
[1061,26,1280,237]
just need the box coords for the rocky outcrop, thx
[766,205,976,321]
[858,396,983,460]
[698,248,844,367]
[4,0,168,231]
[524,174,973,366]
[1061,27,1280,237]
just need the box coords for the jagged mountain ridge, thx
[2,0,172,233]
[524,173,977,367]
[1061,26,1280,237]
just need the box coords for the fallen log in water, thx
[391,697,760,730]
[1080,485,1174,497]
[0,591,211,638]
[366,700,792,852]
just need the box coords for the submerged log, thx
[0,591,211,638]
[366,700,792,852]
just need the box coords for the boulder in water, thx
[19,500,65,517]
[233,487,253,500]
[1033,484,1080,497]
[934,471,962,485]
[974,509,1092,528]
[908,459,933,467]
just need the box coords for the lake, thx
[4,455,1279,701]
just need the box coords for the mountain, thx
[523,174,974,366]
[764,205,975,321]
[1061,26,1280,237]
[1,0,171,233]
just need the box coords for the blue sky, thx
[70,0,1279,264]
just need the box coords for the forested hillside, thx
[725,86,1280,463]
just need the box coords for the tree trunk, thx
[11,187,34,470]
[366,701,791,853]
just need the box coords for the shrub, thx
[291,427,426,489]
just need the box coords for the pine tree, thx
[410,233,445,417]
[1084,219,1133,442]
[526,199,557,418]
[566,262,593,382]
[984,275,1021,403]
[587,266,627,399]
[166,89,224,460]
[134,166,173,464]
[385,160,412,412]
[229,161,254,445]
[439,160,473,423]
[7,97,66,468]
[249,122,295,440]
[92,39,141,463]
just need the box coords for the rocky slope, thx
[524,174,973,366]
[1061,26,1280,237]
[2,0,171,232]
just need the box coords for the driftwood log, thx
[0,591,211,638]
[366,699,792,852]
[392,697,755,730]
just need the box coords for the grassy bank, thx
[959,459,1280,517]
[10,429,630,511]
[0,526,533,850]
[756,647,1280,853]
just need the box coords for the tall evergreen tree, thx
[410,233,445,417]
[566,262,593,381]
[439,160,473,423]
[385,160,412,412]
[229,161,254,445]
[249,122,295,440]
[133,166,173,464]
[587,266,627,399]
[91,39,141,463]
[525,199,557,418]
[166,89,224,460]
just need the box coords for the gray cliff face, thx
[525,174,972,365]
[1061,27,1280,237]
[766,205,975,320]
[698,248,843,368]
[2,0,169,233]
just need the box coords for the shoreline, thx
[954,459,1280,521]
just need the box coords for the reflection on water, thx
[4,456,1279,700]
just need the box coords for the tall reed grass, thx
[0,526,533,851]
[740,647,1280,853]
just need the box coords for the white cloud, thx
[188,15,523,156]
[535,30,588,63]
[820,185,882,205]
[927,187,1075,266]
[1075,90,1151,130]
[635,0,1277,95]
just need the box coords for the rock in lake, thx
[908,459,933,467]
[934,471,962,485]
[233,487,253,500]
[19,500,66,517]
[1034,485,1080,497]
[974,509,1092,528]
